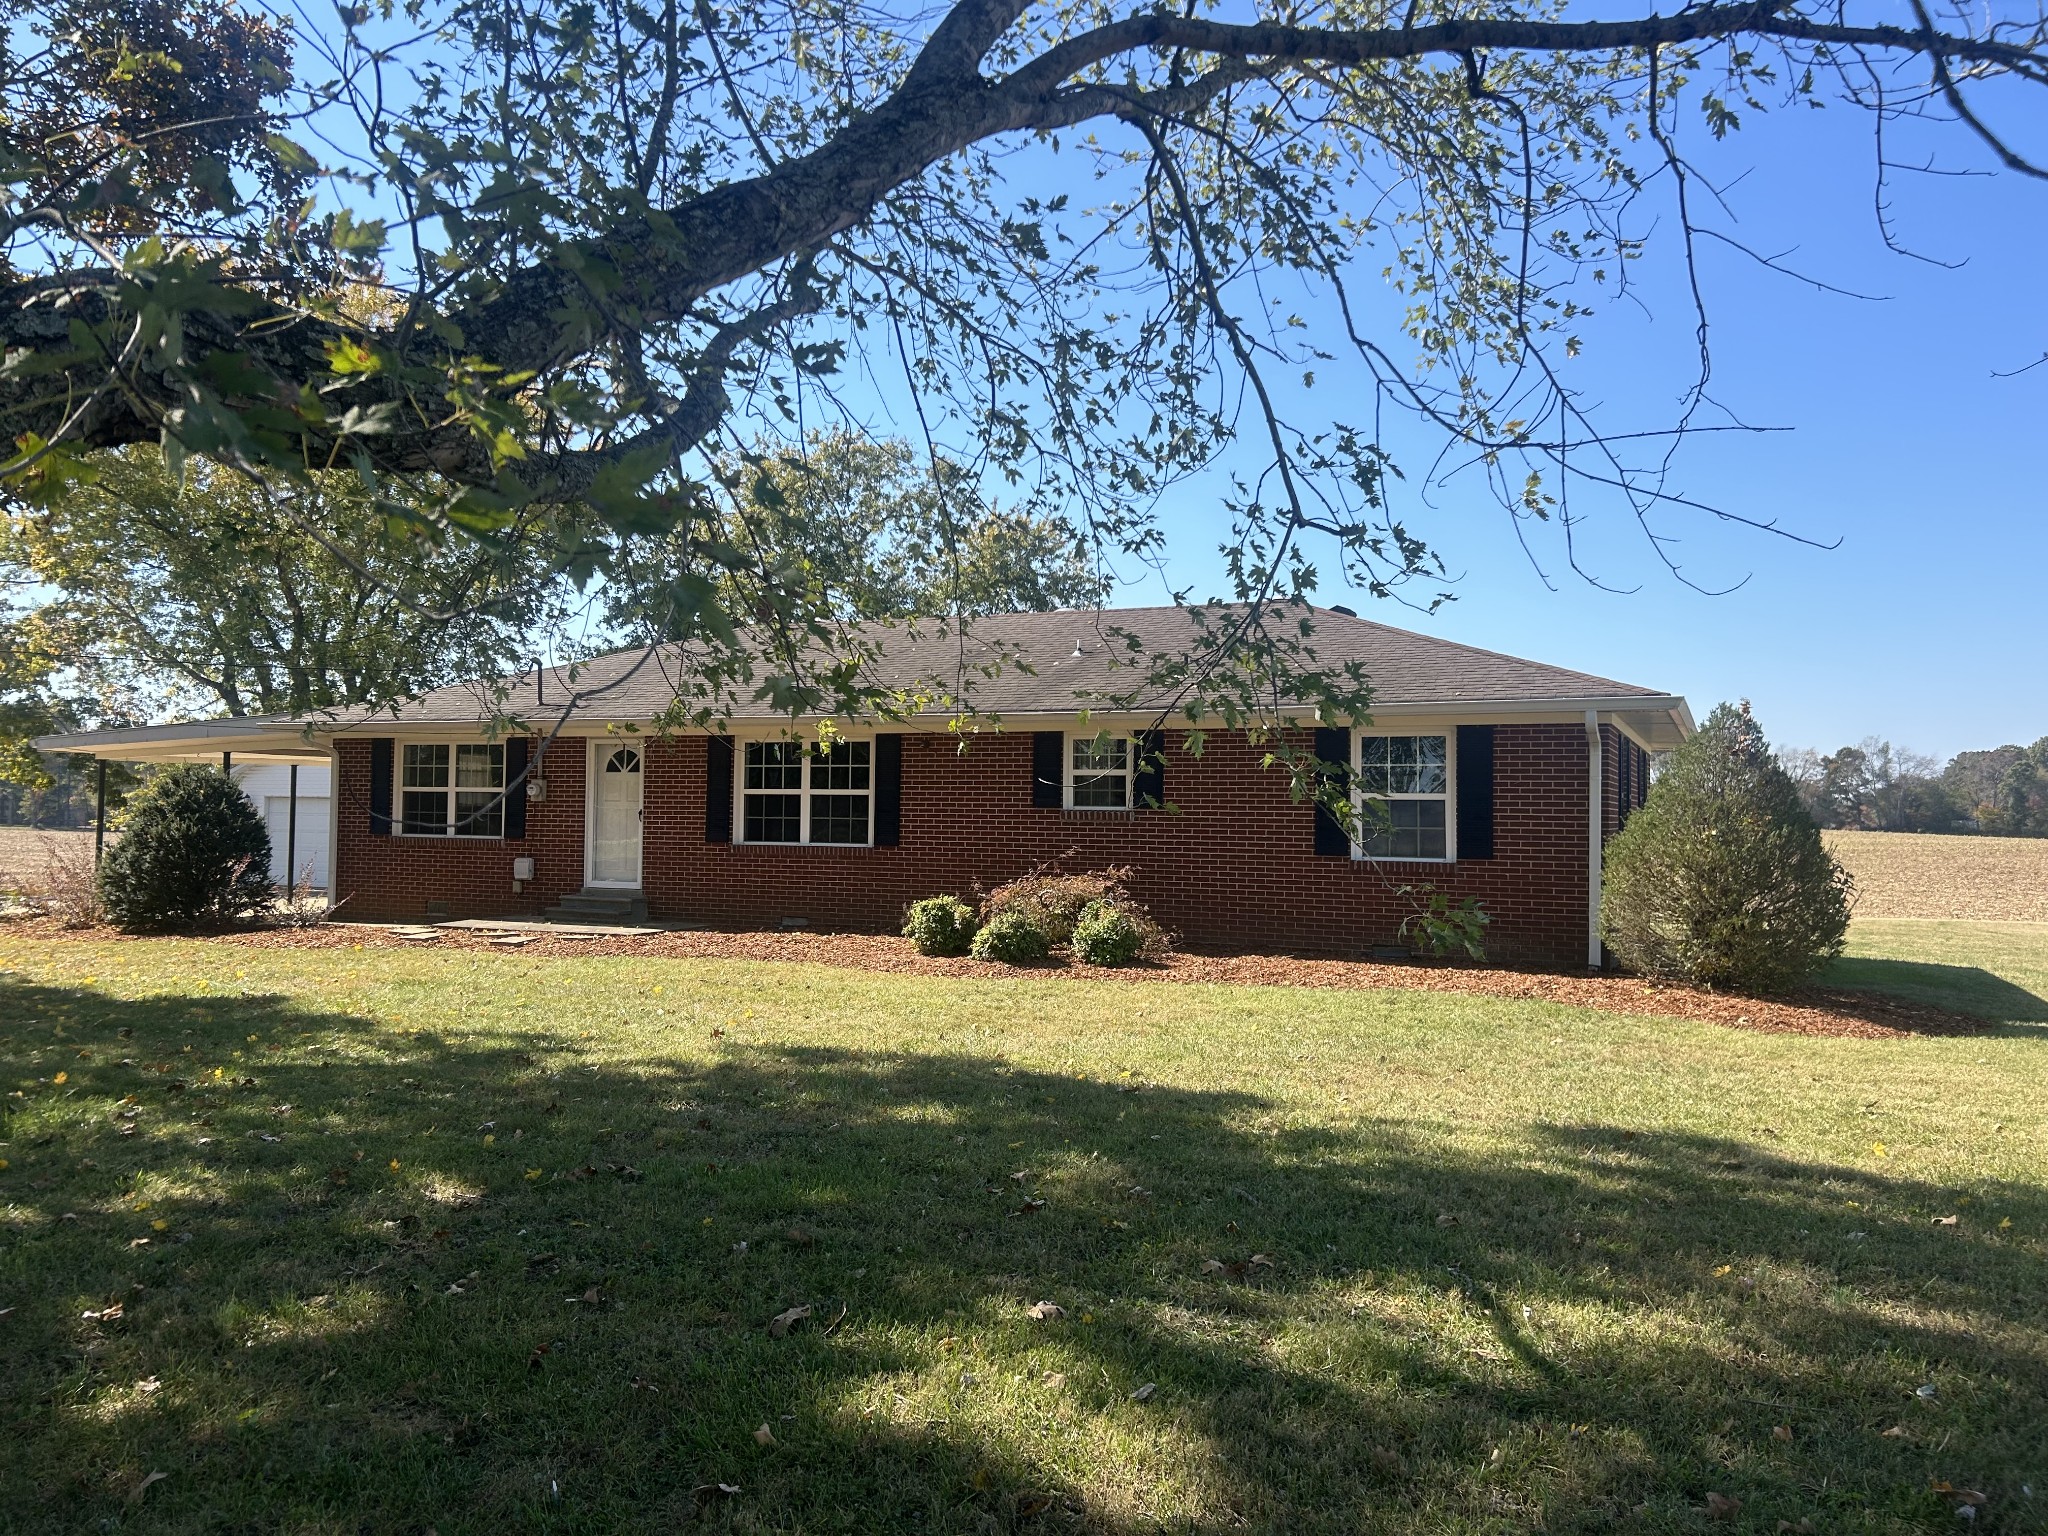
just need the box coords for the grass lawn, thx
[1,924,2044,1534]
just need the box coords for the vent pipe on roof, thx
[1328,604,1357,617]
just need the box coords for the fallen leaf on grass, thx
[1202,1254,1276,1280]
[1881,1424,1913,1440]
[1014,1197,1046,1216]
[753,1424,777,1447]
[128,1471,166,1502]
[768,1304,812,1338]
[1772,1424,1794,1442]
[1932,1215,1959,1227]
[1932,1483,1988,1507]
[785,1226,815,1247]
[1435,1212,1460,1227]
[528,1344,550,1370]
[1016,1493,1055,1517]
[1704,1491,1742,1521]
[691,1483,740,1503]
[1129,1382,1156,1402]
[1041,1372,1067,1389]
[1026,1301,1066,1321]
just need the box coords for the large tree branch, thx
[3,0,2041,492]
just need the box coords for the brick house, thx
[39,605,1691,967]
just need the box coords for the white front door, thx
[588,743,644,886]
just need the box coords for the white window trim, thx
[1352,728,1457,864]
[394,740,509,840]
[733,734,877,848]
[1064,732,1136,811]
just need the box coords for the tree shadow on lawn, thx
[1826,956,2048,1027]
[2,974,2044,1535]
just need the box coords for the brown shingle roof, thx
[322,602,1675,732]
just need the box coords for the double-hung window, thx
[741,739,871,845]
[1068,735,1132,809]
[1355,733,1450,860]
[400,743,506,837]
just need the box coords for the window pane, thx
[810,740,871,791]
[1356,735,1389,795]
[810,794,869,844]
[455,743,504,788]
[1362,798,1447,859]
[604,747,641,774]
[400,789,448,834]
[1386,735,1447,795]
[1071,736,1129,772]
[743,792,801,843]
[402,744,449,787]
[454,790,504,837]
[745,741,802,790]
[1072,773,1128,809]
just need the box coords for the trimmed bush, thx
[1601,701,1852,992]
[968,908,1052,964]
[1070,900,1144,966]
[99,764,274,932]
[903,895,978,956]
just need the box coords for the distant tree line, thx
[1777,737,2048,837]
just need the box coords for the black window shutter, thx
[1456,724,1496,860]
[1616,736,1633,827]
[504,736,530,839]
[705,735,734,843]
[1031,731,1063,808]
[1312,725,1351,856]
[1133,728,1165,809]
[873,733,903,846]
[368,737,394,836]
[1637,743,1652,808]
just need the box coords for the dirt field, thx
[1827,828,2048,922]
[0,825,96,878]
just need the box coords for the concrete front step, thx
[544,888,648,924]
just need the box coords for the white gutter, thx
[1585,709,1604,969]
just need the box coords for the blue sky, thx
[1105,94,2047,761]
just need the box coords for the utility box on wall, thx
[512,856,535,882]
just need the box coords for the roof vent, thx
[1328,604,1358,617]
[1071,640,1085,658]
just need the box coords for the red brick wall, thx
[331,736,585,922]
[332,723,1605,965]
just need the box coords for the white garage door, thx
[264,796,331,889]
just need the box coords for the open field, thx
[0,824,95,873]
[1827,830,2048,923]
[2,921,2043,1533]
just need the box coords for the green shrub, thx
[1070,900,1145,966]
[980,864,1172,956]
[903,895,978,956]
[99,764,274,932]
[968,908,1052,964]
[1601,701,1852,992]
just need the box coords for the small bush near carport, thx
[903,896,978,956]
[1601,701,1852,992]
[99,764,274,932]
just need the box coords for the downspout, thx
[1584,710,1603,969]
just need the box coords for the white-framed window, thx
[1067,734,1133,810]
[400,742,505,837]
[739,738,872,845]
[1354,732,1451,861]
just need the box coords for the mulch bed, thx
[2,915,1986,1041]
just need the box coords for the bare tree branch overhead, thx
[2,0,2043,725]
